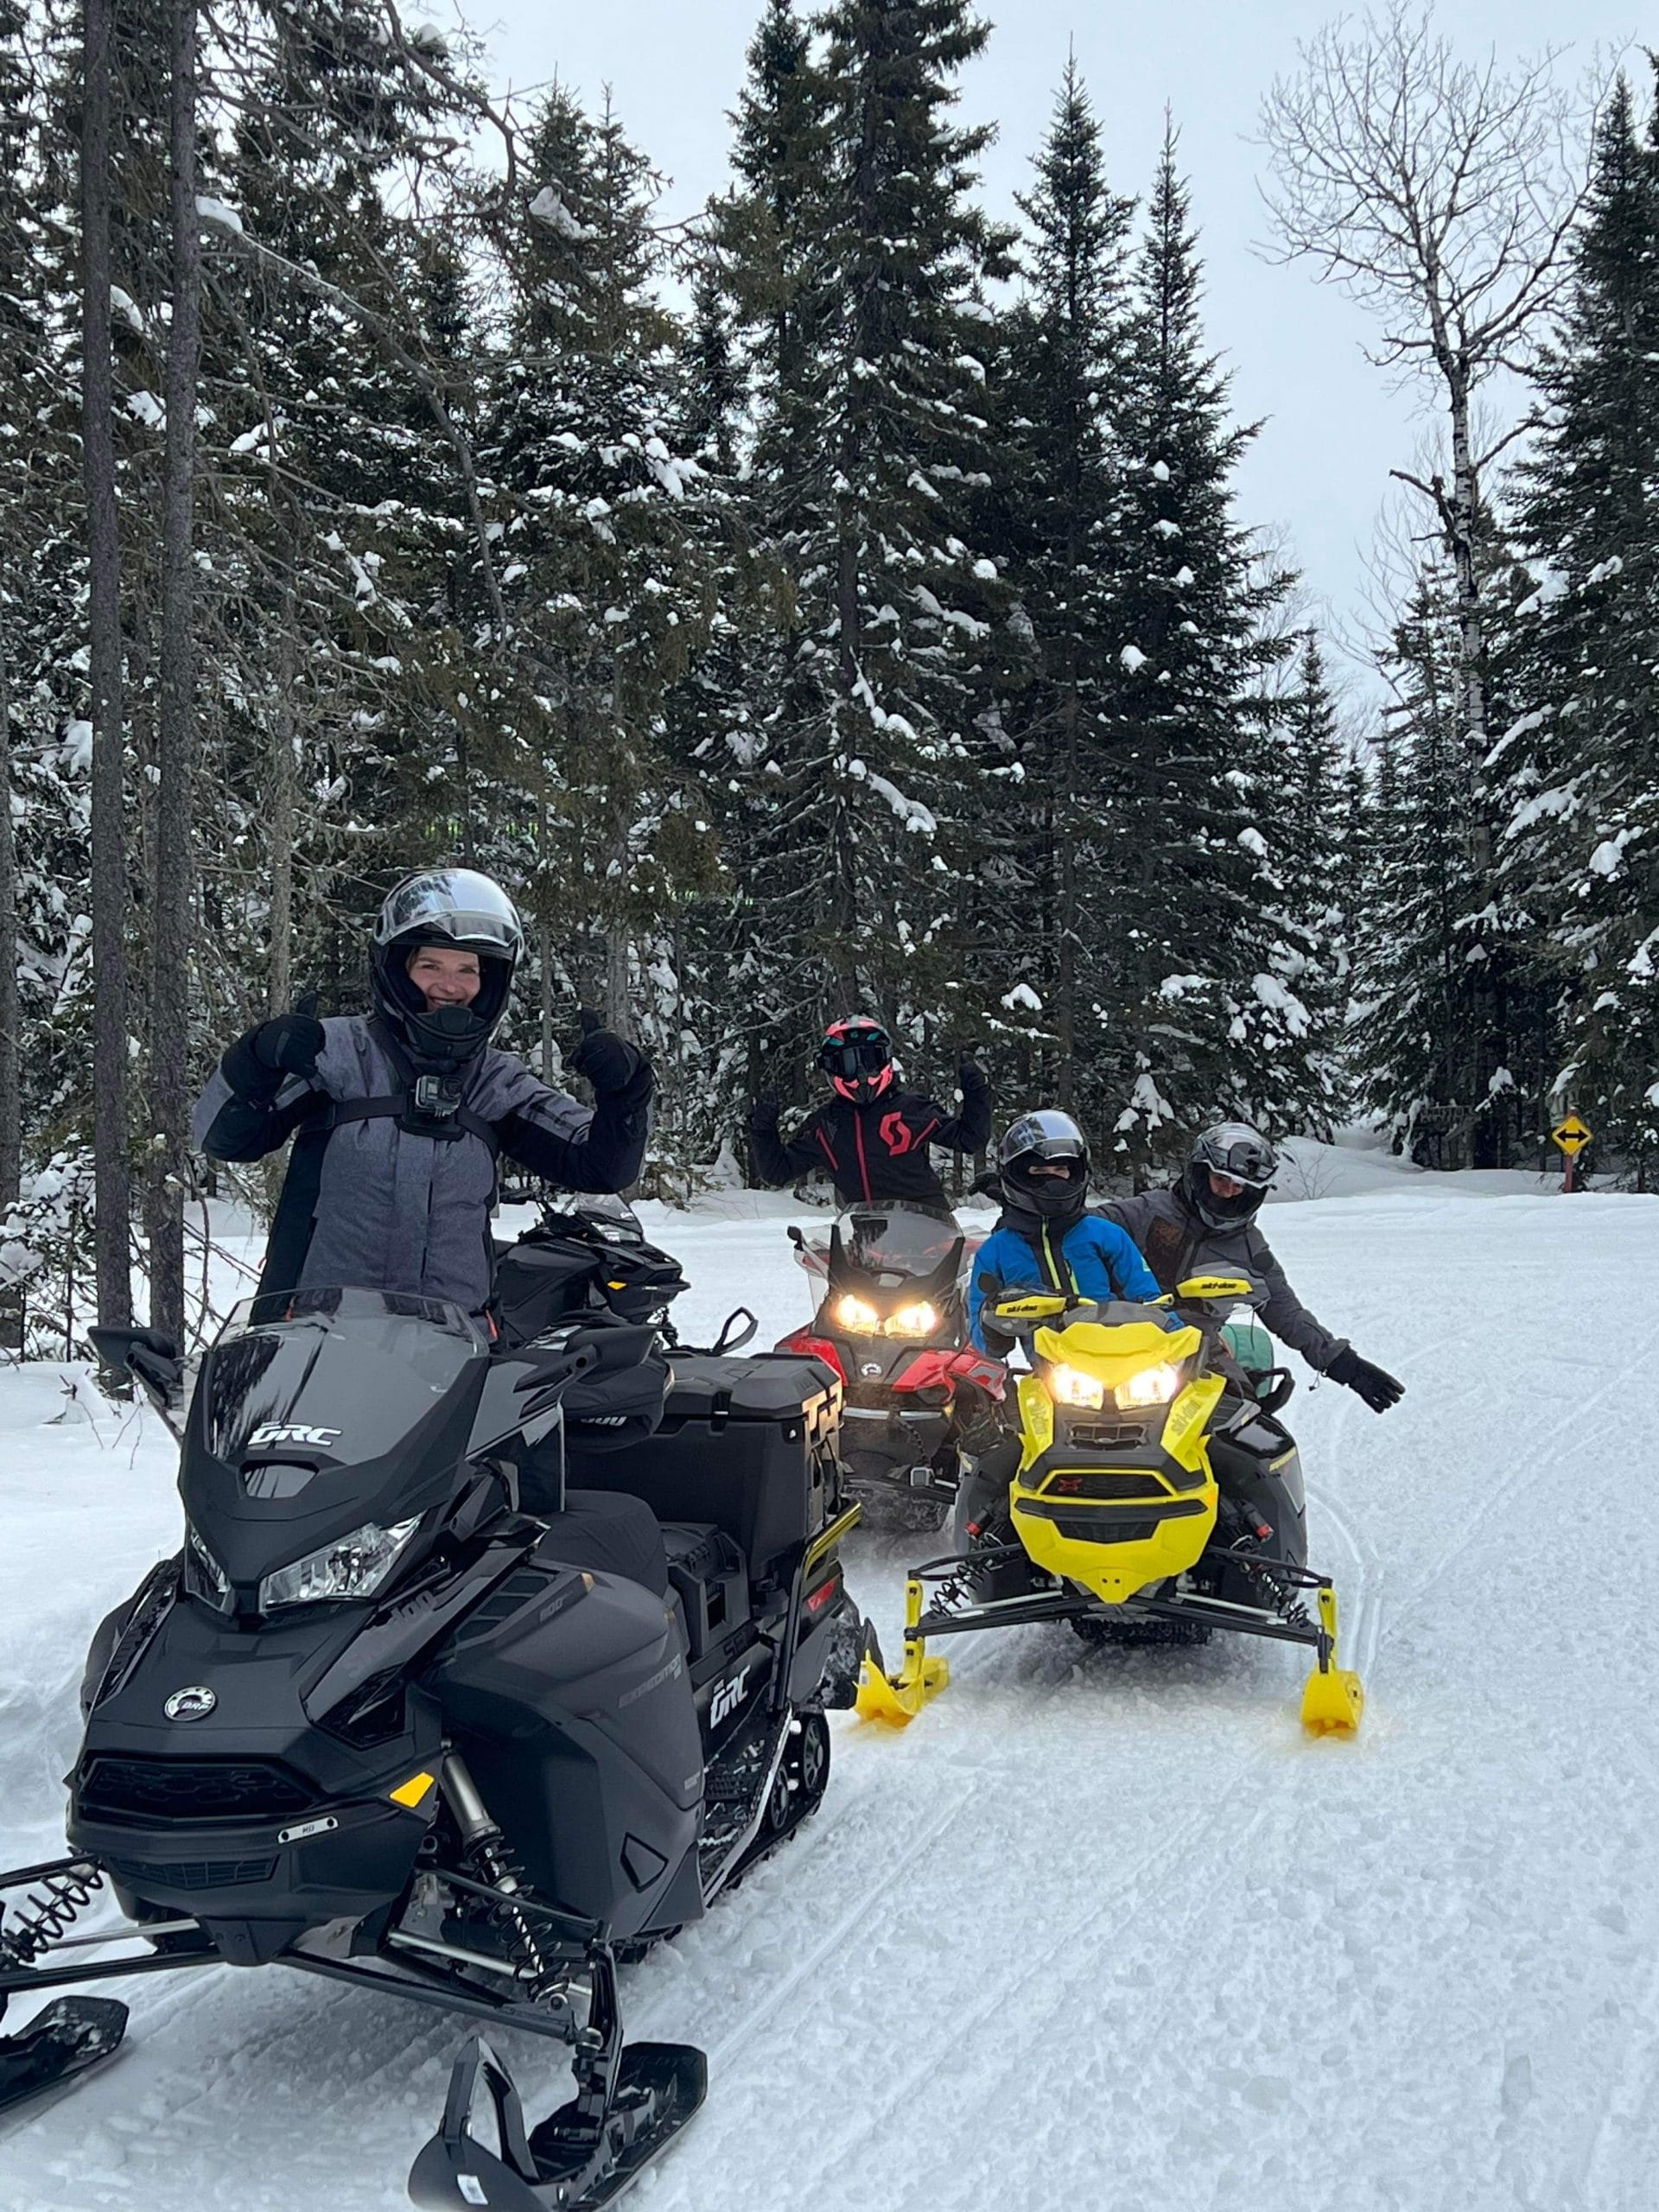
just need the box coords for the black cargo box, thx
[564,1352,842,1574]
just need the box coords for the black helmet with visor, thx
[998,1109,1090,1224]
[1184,1122,1278,1230]
[371,868,524,1069]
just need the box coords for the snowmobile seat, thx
[564,1352,842,1578]
[535,1488,670,1599]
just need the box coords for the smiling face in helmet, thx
[371,868,524,1069]
[405,946,481,1010]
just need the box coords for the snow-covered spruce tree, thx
[0,0,60,1210]
[1096,125,1302,1173]
[207,0,495,1034]
[976,60,1137,1120]
[0,0,95,1339]
[1251,632,1352,1135]
[1502,69,1659,1171]
[483,85,723,1147]
[713,0,1017,1114]
[1357,555,1540,1166]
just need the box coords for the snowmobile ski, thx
[0,1996,128,2119]
[409,1960,707,2212]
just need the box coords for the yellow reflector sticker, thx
[390,1770,435,1808]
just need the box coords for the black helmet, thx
[371,868,524,1069]
[998,1109,1090,1224]
[818,1015,894,1105]
[1183,1122,1277,1230]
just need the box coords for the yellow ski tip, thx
[1301,1664,1365,1738]
[855,1650,950,1728]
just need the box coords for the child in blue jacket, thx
[968,1110,1163,1352]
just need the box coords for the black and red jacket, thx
[752,1077,991,1206]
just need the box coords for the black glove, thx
[1325,1347,1404,1414]
[253,1010,326,1078]
[570,1007,651,1104]
[958,1053,988,1092]
[223,1001,323,1100]
[752,1096,781,1131]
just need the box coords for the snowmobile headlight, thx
[1115,1363,1182,1408]
[258,1516,421,1611]
[185,1523,232,1613]
[887,1300,941,1337]
[834,1294,881,1334]
[1047,1363,1107,1409]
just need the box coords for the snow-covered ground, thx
[3,1149,1654,2212]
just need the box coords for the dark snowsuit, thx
[1094,1186,1349,1373]
[194,1014,650,1316]
[753,1077,991,1208]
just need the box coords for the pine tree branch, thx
[195,203,508,640]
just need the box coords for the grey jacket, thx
[1096,1187,1348,1373]
[194,1014,649,1316]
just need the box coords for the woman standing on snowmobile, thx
[194,868,652,1317]
[965,1111,1164,1352]
[1096,1123,1404,1414]
[751,1016,990,1209]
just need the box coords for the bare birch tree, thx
[1260,3,1594,782]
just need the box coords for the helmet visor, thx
[1202,1133,1277,1188]
[1000,1109,1087,1168]
[822,1040,891,1078]
[376,870,524,958]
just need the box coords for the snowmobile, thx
[0,1279,861,2210]
[491,1191,693,1348]
[777,1202,993,1533]
[855,1276,1364,1738]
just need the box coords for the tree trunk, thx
[83,0,132,1335]
[147,0,201,1343]
[605,918,632,1039]
[539,918,556,1080]
[1445,376,1490,818]
[268,597,296,1015]
[0,610,19,1216]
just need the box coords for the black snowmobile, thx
[0,1275,860,2209]
[490,1192,695,1349]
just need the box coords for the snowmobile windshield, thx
[832,1205,961,1287]
[558,1193,646,1241]
[201,1288,488,1467]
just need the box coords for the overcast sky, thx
[468,0,1636,698]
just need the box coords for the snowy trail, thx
[3,1173,1656,2211]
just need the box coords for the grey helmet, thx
[998,1109,1090,1224]
[371,868,524,1066]
[1183,1122,1277,1230]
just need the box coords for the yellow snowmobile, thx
[855,1277,1363,1738]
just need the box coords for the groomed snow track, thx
[3,1158,1656,2212]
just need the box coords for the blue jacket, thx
[969,1213,1166,1351]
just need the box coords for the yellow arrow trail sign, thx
[1552,1114,1592,1157]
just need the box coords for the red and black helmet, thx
[818,1016,894,1104]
